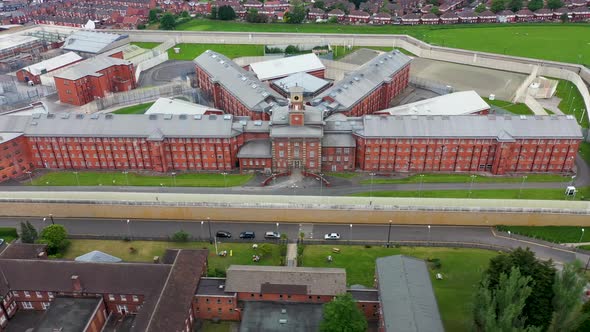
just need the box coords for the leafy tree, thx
[320,293,367,332]
[160,12,176,30]
[475,3,487,13]
[180,10,190,18]
[148,9,159,23]
[547,261,589,332]
[285,45,300,54]
[328,3,349,14]
[428,0,440,5]
[547,0,563,9]
[20,221,38,244]
[560,13,569,22]
[285,0,306,23]
[328,16,338,23]
[577,301,590,332]
[527,0,543,11]
[210,6,218,19]
[486,248,556,330]
[507,0,523,12]
[473,267,540,332]
[39,224,69,255]
[349,0,367,10]
[218,5,236,20]
[246,9,267,23]
[491,0,505,12]
[314,0,325,10]
[430,6,440,15]
[171,230,190,242]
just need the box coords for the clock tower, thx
[288,86,305,126]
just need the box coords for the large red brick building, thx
[53,55,136,106]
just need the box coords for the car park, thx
[324,233,341,240]
[240,231,256,239]
[215,231,232,238]
[264,231,281,239]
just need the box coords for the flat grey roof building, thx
[63,31,129,55]
[271,72,331,97]
[376,255,444,332]
[225,265,347,296]
[54,56,131,81]
[240,301,324,332]
[33,297,103,332]
[237,139,272,158]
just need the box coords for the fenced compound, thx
[409,76,453,95]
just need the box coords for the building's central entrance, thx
[293,160,302,168]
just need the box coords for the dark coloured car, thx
[239,231,256,239]
[216,231,232,238]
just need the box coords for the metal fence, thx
[0,75,56,112]
[409,77,453,95]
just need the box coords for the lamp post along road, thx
[580,228,585,244]
[518,175,528,199]
[387,220,392,247]
[26,171,33,185]
[73,171,80,186]
[418,174,425,198]
[468,175,476,198]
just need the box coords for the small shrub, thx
[129,247,137,254]
[279,244,287,257]
[428,258,442,269]
[209,267,226,277]
[297,245,305,256]
[364,244,372,248]
[171,230,190,242]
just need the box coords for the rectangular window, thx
[42,302,50,310]
[35,291,42,298]
[24,291,30,298]
[108,294,115,301]
[132,295,139,302]
[22,302,33,309]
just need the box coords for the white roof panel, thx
[145,98,222,115]
[250,53,326,81]
[22,52,83,76]
[378,91,490,116]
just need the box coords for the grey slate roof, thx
[237,139,272,158]
[356,114,583,139]
[0,113,242,139]
[225,265,347,296]
[271,72,331,96]
[322,133,356,147]
[63,31,128,54]
[75,250,122,263]
[271,125,323,138]
[376,255,444,332]
[312,50,411,114]
[54,56,132,81]
[271,105,324,125]
[193,50,286,113]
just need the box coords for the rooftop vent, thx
[179,114,187,120]
[149,114,157,120]
[90,114,99,119]
[223,114,232,120]
[281,309,287,314]
[279,319,287,324]
[251,84,258,89]
[163,114,173,120]
[254,120,263,126]
[519,115,527,120]
[194,114,202,120]
[218,284,225,289]
[354,77,360,81]
[209,115,217,120]
[105,114,113,119]
[75,114,84,119]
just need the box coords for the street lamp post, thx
[73,171,80,186]
[518,175,528,199]
[25,171,33,185]
[49,214,54,225]
[387,220,392,248]
[171,172,177,187]
[123,171,129,186]
[571,175,577,186]
[579,228,585,244]
[508,230,511,238]
[207,217,212,244]
[418,174,425,198]
[126,219,131,240]
[349,224,352,245]
[427,225,431,244]
[200,221,204,241]
[221,172,228,188]
[276,222,279,235]
[468,175,477,198]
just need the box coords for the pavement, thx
[286,243,297,267]
[0,217,582,265]
[137,60,195,88]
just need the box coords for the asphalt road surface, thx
[0,217,581,265]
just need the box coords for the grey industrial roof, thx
[196,278,233,296]
[0,113,242,139]
[356,114,583,139]
[225,265,347,296]
[54,56,131,81]
[271,125,323,138]
[194,50,286,113]
[271,72,331,96]
[322,133,356,147]
[34,297,103,332]
[376,255,444,332]
[240,301,324,332]
[75,250,122,263]
[313,50,411,113]
[378,91,490,116]
[145,98,222,115]
[271,105,324,125]
[237,139,272,158]
[22,52,82,76]
[250,53,325,81]
[63,31,128,54]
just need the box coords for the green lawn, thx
[0,227,17,243]
[130,42,161,49]
[483,97,534,115]
[361,173,567,185]
[580,141,590,166]
[301,245,496,331]
[200,321,235,332]
[30,171,253,187]
[555,79,588,128]
[351,187,590,200]
[496,226,590,244]
[327,172,358,179]
[63,239,282,275]
[168,43,264,60]
[175,20,590,65]
[111,102,155,114]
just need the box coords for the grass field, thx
[496,226,590,243]
[63,239,282,274]
[301,245,496,331]
[360,173,567,185]
[483,97,534,115]
[555,79,588,128]
[30,171,253,187]
[130,42,161,49]
[351,187,590,200]
[168,43,264,60]
[580,142,590,166]
[112,102,155,114]
[0,227,17,243]
[175,20,590,65]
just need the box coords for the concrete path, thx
[286,243,297,267]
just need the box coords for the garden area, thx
[300,245,497,331]
[360,173,567,185]
[29,171,253,187]
[111,102,155,114]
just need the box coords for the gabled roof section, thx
[63,31,128,54]
[22,52,82,76]
[53,56,131,81]
[249,53,325,81]
[75,250,122,263]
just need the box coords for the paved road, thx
[0,217,581,265]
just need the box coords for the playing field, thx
[175,20,590,65]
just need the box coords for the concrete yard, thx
[410,58,528,101]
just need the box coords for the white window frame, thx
[22,302,33,309]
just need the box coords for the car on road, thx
[264,231,281,239]
[239,231,256,239]
[216,231,232,238]
[324,233,341,240]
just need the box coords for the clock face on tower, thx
[293,95,300,101]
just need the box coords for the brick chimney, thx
[71,275,82,292]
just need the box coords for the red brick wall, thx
[356,301,380,321]
[272,138,322,172]
[84,299,107,332]
[240,158,272,171]
[194,295,239,321]
[237,292,334,303]
[0,135,33,183]
[321,146,355,172]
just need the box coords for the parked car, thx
[216,231,232,238]
[324,233,341,240]
[239,231,256,239]
[264,231,281,239]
